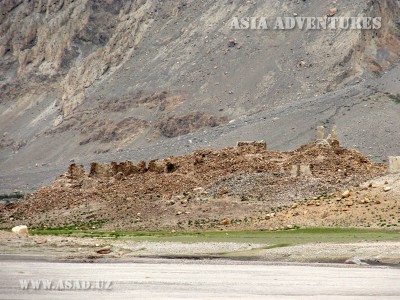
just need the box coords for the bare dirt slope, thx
[1,0,400,193]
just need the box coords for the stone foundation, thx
[237,141,267,152]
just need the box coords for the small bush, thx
[0,191,24,200]
[388,93,400,104]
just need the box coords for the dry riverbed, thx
[1,230,400,266]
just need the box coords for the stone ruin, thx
[65,159,178,180]
[300,164,313,177]
[67,163,85,179]
[148,159,176,173]
[236,140,315,178]
[236,140,267,152]
[64,140,268,180]
[316,125,339,147]
[290,125,341,178]
[89,162,116,178]
[288,126,341,178]
[111,160,147,176]
[68,127,399,182]
[316,126,325,140]
[290,164,313,178]
[388,156,400,173]
[318,126,400,174]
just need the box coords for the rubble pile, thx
[0,139,387,230]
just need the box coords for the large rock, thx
[11,225,29,236]
[328,7,338,17]
[342,190,351,198]
[96,246,112,255]
[345,256,369,266]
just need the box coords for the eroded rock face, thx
[357,0,400,73]
[0,0,149,114]
[2,0,398,120]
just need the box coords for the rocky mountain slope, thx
[1,0,400,193]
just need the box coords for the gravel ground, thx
[111,241,263,255]
[256,242,400,265]
[1,231,399,266]
[0,231,264,258]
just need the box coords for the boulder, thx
[342,190,351,198]
[328,7,338,17]
[11,225,29,236]
[345,256,368,266]
[96,246,112,254]
[220,218,231,225]
[227,39,237,47]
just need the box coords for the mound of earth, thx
[0,137,389,231]
[268,173,400,230]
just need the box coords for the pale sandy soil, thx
[1,231,399,266]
